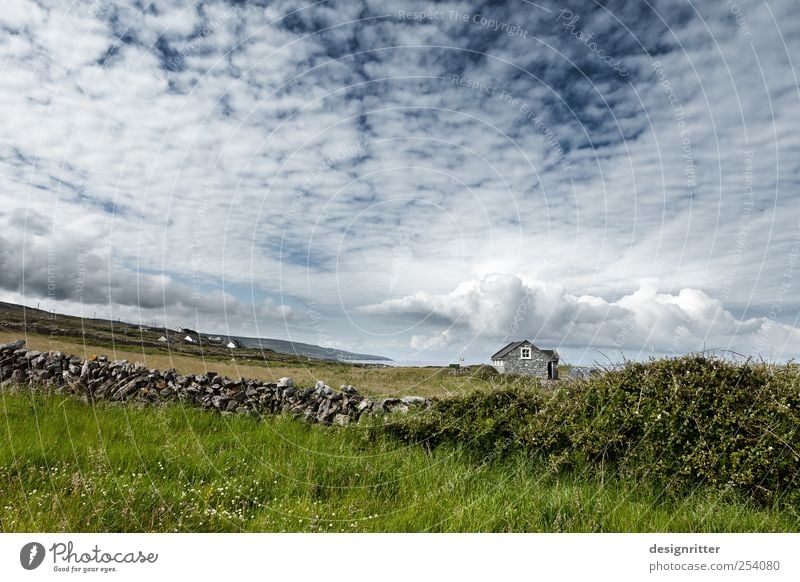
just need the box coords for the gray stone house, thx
[490,340,559,379]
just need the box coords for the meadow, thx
[1,324,798,533]
[1,388,795,533]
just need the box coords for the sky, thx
[1,0,799,365]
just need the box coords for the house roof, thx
[491,341,526,359]
[491,340,559,360]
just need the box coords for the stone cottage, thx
[490,340,559,379]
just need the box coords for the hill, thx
[0,301,390,363]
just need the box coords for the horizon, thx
[5,299,792,369]
[1,1,799,366]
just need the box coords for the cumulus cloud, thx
[362,274,800,358]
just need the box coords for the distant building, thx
[184,335,195,343]
[490,340,559,379]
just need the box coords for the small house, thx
[490,340,559,379]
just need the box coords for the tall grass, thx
[1,386,796,532]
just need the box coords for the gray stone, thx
[111,377,144,401]
[333,414,350,427]
[381,398,409,414]
[0,340,25,351]
[380,398,400,411]
[277,377,294,388]
[400,396,428,407]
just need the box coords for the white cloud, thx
[0,0,798,361]
[362,273,800,358]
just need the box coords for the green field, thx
[1,386,796,533]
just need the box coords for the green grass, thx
[1,388,796,532]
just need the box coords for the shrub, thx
[469,365,500,381]
[383,355,800,507]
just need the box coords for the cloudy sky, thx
[1,0,799,364]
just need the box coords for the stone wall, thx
[0,340,429,425]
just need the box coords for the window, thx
[520,347,531,359]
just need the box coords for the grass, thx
[1,388,796,532]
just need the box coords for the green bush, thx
[383,355,800,507]
[468,365,501,381]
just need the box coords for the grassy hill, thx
[0,301,388,364]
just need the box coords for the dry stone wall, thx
[0,340,429,425]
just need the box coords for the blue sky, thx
[1,0,799,364]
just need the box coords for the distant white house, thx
[184,335,195,343]
[157,336,168,343]
[226,341,237,349]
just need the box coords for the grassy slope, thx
[1,389,795,532]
